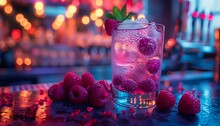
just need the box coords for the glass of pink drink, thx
[111,21,165,108]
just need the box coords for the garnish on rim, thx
[104,4,135,36]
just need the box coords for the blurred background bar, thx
[0,0,219,85]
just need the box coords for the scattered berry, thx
[156,90,176,110]
[106,111,112,117]
[70,112,75,118]
[146,59,160,74]
[84,118,97,126]
[102,111,107,117]
[104,19,119,36]
[138,37,157,56]
[87,107,94,112]
[48,84,65,101]
[138,77,156,92]
[97,80,111,92]
[83,113,89,119]
[90,88,109,108]
[68,85,88,104]
[122,78,138,92]
[122,110,126,115]
[178,92,200,115]
[63,72,82,90]
[129,107,135,113]
[75,109,81,115]
[112,113,117,120]
[102,111,112,117]
[81,72,96,88]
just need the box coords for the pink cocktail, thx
[111,21,165,108]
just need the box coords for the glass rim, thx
[113,22,165,31]
[116,22,164,26]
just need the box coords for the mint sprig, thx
[104,4,135,22]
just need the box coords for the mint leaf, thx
[114,11,123,21]
[123,12,135,21]
[121,4,127,19]
[104,13,116,19]
[113,6,120,16]
[113,6,123,21]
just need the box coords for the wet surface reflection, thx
[0,80,220,125]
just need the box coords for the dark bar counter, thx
[0,77,219,126]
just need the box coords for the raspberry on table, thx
[48,84,65,101]
[97,80,111,92]
[146,59,161,74]
[87,82,103,94]
[90,87,109,108]
[68,85,88,104]
[138,77,156,93]
[156,90,176,110]
[138,37,157,56]
[63,72,82,90]
[178,92,200,115]
[81,72,96,88]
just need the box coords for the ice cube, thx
[147,22,161,41]
[117,19,143,30]
[122,19,134,24]
[135,18,149,23]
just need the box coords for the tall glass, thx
[111,23,165,108]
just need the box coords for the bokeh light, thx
[90,12,97,21]
[96,0,103,6]
[95,8,104,17]
[4,4,13,14]
[20,18,28,26]
[24,22,32,30]
[11,29,21,41]
[138,14,146,19]
[67,5,77,14]
[52,22,60,30]
[34,1,44,10]
[16,58,23,66]
[95,18,103,27]
[82,16,90,25]
[24,58,31,65]
[0,0,7,6]
[131,16,135,21]
[65,12,73,18]
[34,1,44,16]
[57,15,65,23]
[16,13,24,22]
[36,9,44,16]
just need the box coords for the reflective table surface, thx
[0,79,220,126]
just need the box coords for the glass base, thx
[112,85,158,108]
